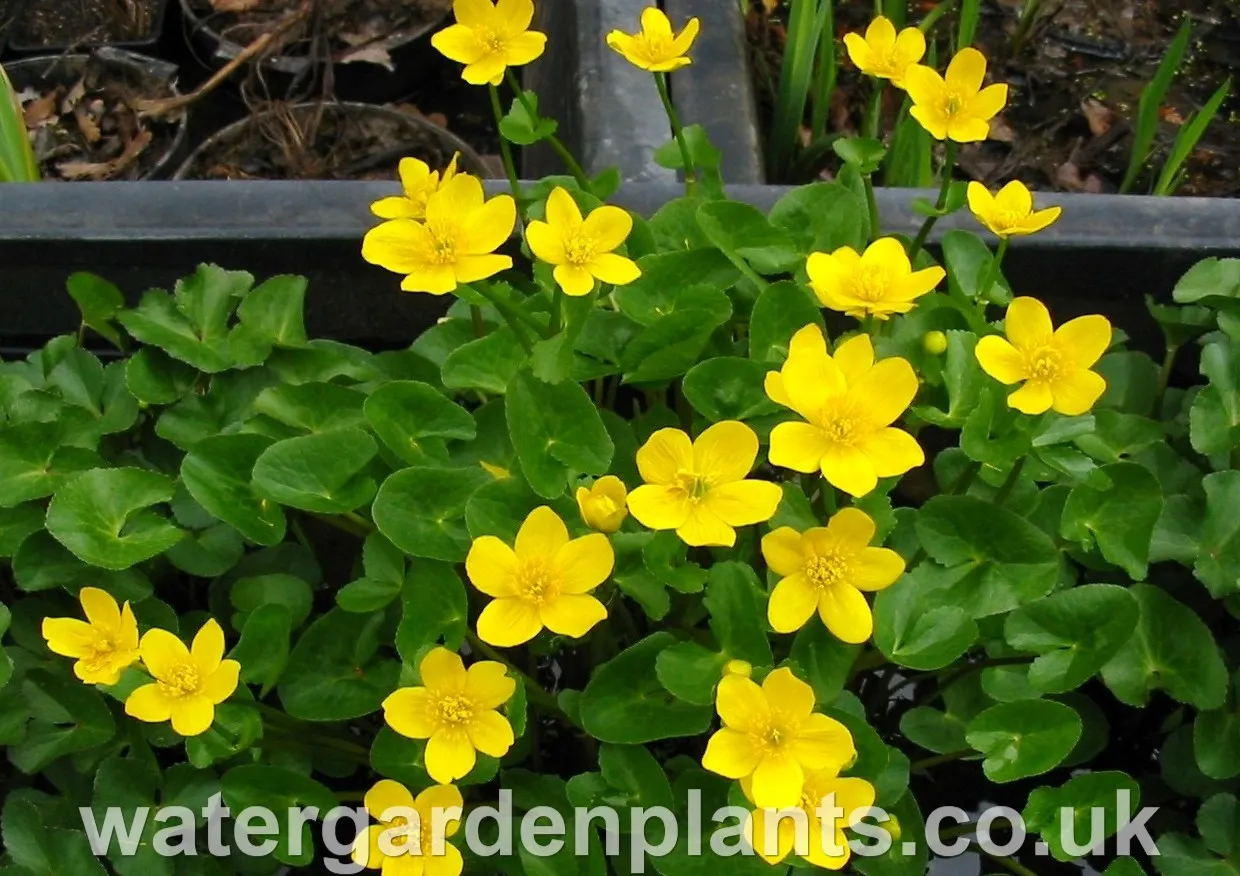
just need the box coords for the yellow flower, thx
[431,0,547,87]
[466,506,613,647]
[701,667,855,809]
[766,326,924,498]
[362,173,516,295]
[762,508,904,643]
[807,237,945,320]
[41,587,140,686]
[842,16,926,88]
[743,768,876,869]
[382,647,516,783]
[576,475,629,534]
[724,659,753,678]
[371,154,460,221]
[124,619,241,737]
[904,48,1008,142]
[966,180,1062,238]
[627,421,784,548]
[352,780,464,876]
[527,187,641,297]
[975,297,1111,416]
[606,7,700,73]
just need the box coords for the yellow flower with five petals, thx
[766,325,924,498]
[351,780,464,876]
[626,421,783,548]
[807,237,945,320]
[904,48,1008,142]
[466,506,613,647]
[606,7,700,73]
[527,187,641,296]
[382,647,516,783]
[362,174,516,295]
[576,475,628,534]
[41,587,140,686]
[975,297,1111,416]
[124,619,241,737]
[843,16,926,88]
[370,154,460,222]
[743,767,876,869]
[966,180,1062,238]
[762,508,905,643]
[431,0,547,87]
[701,667,856,809]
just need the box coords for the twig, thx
[136,1,312,119]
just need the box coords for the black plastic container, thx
[6,0,168,56]
[4,48,188,180]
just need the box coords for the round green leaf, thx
[704,562,773,668]
[506,370,613,499]
[682,357,782,422]
[373,466,491,561]
[1023,771,1141,861]
[1060,462,1163,580]
[965,699,1082,783]
[181,433,287,547]
[874,570,977,670]
[220,765,336,867]
[251,428,377,514]
[0,421,102,508]
[365,380,477,465]
[278,608,400,722]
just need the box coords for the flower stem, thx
[977,236,1009,306]
[474,282,537,353]
[505,71,591,190]
[992,457,1025,507]
[909,140,958,260]
[975,845,1040,876]
[470,305,485,338]
[655,72,697,196]
[488,84,525,207]
[865,81,884,140]
[910,747,974,771]
[306,510,372,538]
[1154,344,1179,417]
[863,174,881,243]
[465,631,564,717]
[549,288,564,334]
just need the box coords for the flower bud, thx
[575,475,628,534]
[723,659,753,678]
[922,330,948,355]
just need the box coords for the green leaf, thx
[253,382,367,433]
[337,532,406,613]
[1172,257,1240,309]
[1023,771,1141,861]
[0,421,102,508]
[914,330,986,427]
[1195,689,1240,780]
[220,765,337,867]
[655,641,727,706]
[251,429,378,514]
[232,274,308,350]
[621,309,730,383]
[365,381,476,465]
[181,433,287,546]
[90,756,170,876]
[165,522,244,577]
[768,182,868,254]
[10,671,116,773]
[13,530,150,599]
[833,136,887,173]
[230,573,314,629]
[0,504,44,558]
[155,368,274,451]
[696,201,801,275]
[1199,793,1240,856]
[499,89,558,145]
[278,608,400,721]
[1005,584,1140,693]
[66,273,125,346]
[1,796,108,876]
[747,280,825,365]
[682,357,782,422]
[125,347,197,405]
[942,229,1009,303]
[1151,834,1239,876]
[46,468,184,571]
[506,370,613,499]
[396,560,469,660]
[580,632,713,743]
[616,251,738,325]
[873,570,977,670]
[1075,410,1164,462]
[599,744,675,809]
[913,495,1059,618]
[704,562,774,667]
[373,466,491,561]
[1191,340,1240,455]
[965,699,1082,783]
[442,326,528,394]
[230,603,291,695]
[1101,583,1228,710]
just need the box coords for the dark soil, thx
[12,54,183,180]
[12,0,162,48]
[752,0,1240,196]
[178,102,466,179]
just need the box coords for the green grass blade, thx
[957,0,981,48]
[1121,16,1191,194]
[884,103,934,187]
[1154,76,1232,196]
[883,0,907,29]
[808,0,837,140]
[768,0,832,180]
[0,63,41,183]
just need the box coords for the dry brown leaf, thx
[210,0,263,11]
[74,104,102,144]
[988,115,1017,143]
[22,92,58,127]
[339,45,394,71]
[1160,106,1185,125]
[1080,98,1115,136]
[1056,161,1104,193]
[57,129,152,180]
[60,78,86,114]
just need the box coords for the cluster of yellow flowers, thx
[42,588,240,736]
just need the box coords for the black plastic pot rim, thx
[4,0,169,55]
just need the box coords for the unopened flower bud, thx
[923,330,948,355]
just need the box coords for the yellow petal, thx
[843,32,872,73]
[363,220,433,274]
[42,617,95,658]
[851,547,905,592]
[692,420,760,484]
[909,104,949,141]
[948,116,991,144]
[746,808,796,864]
[640,6,674,40]
[502,29,547,67]
[555,534,614,594]
[806,249,857,308]
[1054,314,1112,370]
[423,842,464,876]
[451,0,493,29]
[893,26,926,67]
[704,480,783,528]
[476,598,542,647]
[765,371,793,409]
[945,47,987,94]
[847,357,918,427]
[463,55,508,87]
[1050,369,1107,416]
[865,16,896,52]
[516,505,570,558]
[1017,205,1062,235]
[553,264,596,296]
[140,628,190,681]
[793,713,857,771]
[902,64,944,109]
[678,504,737,548]
[751,753,804,809]
[525,219,565,265]
[385,851,429,876]
[702,727,763,778]
[544,186,582,231]
[462,195,517,255]
[588,253,641,287]
[762,668,816,716]
[79,587,122,629]
[895,265,945,302]
[860,236,909,272]
[858,427,925,478]
[969,82,1009,122]
[119,602,140,650]
[454,254,513,285]
[993,180,1033,215]
[831,334,875,386]
[366,779,415,821]
[966,182,996,228]
[820,444,879,498]
[415,783,465,833]
[428,174,485,226]
[818,585,874,644]
[465,662,515,710]
[383,687,437,739]
[352,823,385,870]
[539,594,607,638]
[635,428,693,484]
[431,23,488,64]
[425,729,476,783]
[420,647,468,693]
[717,674,771,730]
[824,507,873,549]
[125,683,174,723]
[627,484,692,530]
[201,660,240,704]
[762,527,807,578]
[782,331,847,418]
[768,574,819,634]
[191,618,225,673]
[401,265,458,295]
[466,709,515,757]
[975,335,1026,383]
[1004,297,1054,351]
[1008,380,1054,415]
[582,204,633,252]
[769,422,831,474]
[169,695,215,737]
[466,536,519,598]
[495,0,535,35]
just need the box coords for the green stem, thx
[863,174,880,242]
[917,0,958,34]
[865,81,885,140]
[909,140,958,260]
[505,71,590,190]
[978,236,1009,305]
[342,510,374,532]
[549,288,564,334]
[655,72,697,196]
[470,304,485,338]
[992,457,1025,507]
[466,631,564,717]
[721,247,769,292]
[474,282,537,353]
[487,84,524,207]
[975,845,1040,876]
[910,747,974,771]
[306,511,371,538]
[1154,344,1178,417]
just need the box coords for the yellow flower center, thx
[564,231,598,267]
[81,635,119,673]
[435,694,476,726]
[516,557,561,604]
[593,494,619,515]
[1027,348,1061,382]
[159,663,201,699]
[820,415,857,445]
[804,551,849,592]
[944,92,965,118]
[425,222,459,265]
[853,264,892,302]
[636,34,674,63]
[674,470,712,502]
[751,715,796,757]
[476,27,508,55]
